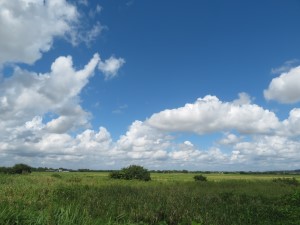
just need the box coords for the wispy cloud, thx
[112,104,128,114]
[271,59,300,74]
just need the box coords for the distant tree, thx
[11,164,32,174]
[0,166,11,174]
[109,165,151,181]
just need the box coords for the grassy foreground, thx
[0,172,299,225]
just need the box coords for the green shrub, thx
[109,171,124,179]
[109,165,151,181]
[194,174,207,182]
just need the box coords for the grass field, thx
[0,172,299,224]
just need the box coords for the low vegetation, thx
[0,170,299,224]
[272,177,299,186]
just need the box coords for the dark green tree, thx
[0,166,11,174]
[11,163,32,174]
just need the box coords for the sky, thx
[1,0,300,171]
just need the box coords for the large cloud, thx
[0,122,114,169]
[147,93,280,135]
[0,54,99,135]
[264,66,300,103]
[233,135,300,169]
[0,0,79,65]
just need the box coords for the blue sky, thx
[1,0,300,171]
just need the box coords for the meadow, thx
[0,172,299,225]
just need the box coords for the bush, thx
[109,165,151,181]
[109,171,124,179]
[11,164,32,174]
[194,174,207,182]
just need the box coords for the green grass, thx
[0,172,299,224]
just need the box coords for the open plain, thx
[0,172,299,225]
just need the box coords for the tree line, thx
[0,164,32,174]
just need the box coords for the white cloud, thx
[116,121,171,160]
[167,141,231,170]
[75,127,112,152]
[232,92,252,105]
[233,135,300,169]
[264,66,300,103]
[98,56,126,80]
[219,133,242,145]
[0,54,99,134]
[0,0,78,65]
[147,94,280,135]
[282,108,300,136]
[45,107,90,134]
[0,0,105,66]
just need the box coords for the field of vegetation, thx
[0,171,300,225]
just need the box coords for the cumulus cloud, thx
[76,127,112,150]
[233,135,300,169]
[147,94,280,135]
[98,56,126,80]
[116,121,171,161]
[0,0,105,66]
[0,54,99,137]
[264,66,300,103]
[0,0,78,65]
[281,108,300,136]
[0,124,115,169]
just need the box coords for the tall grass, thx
[0,173,299,224]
